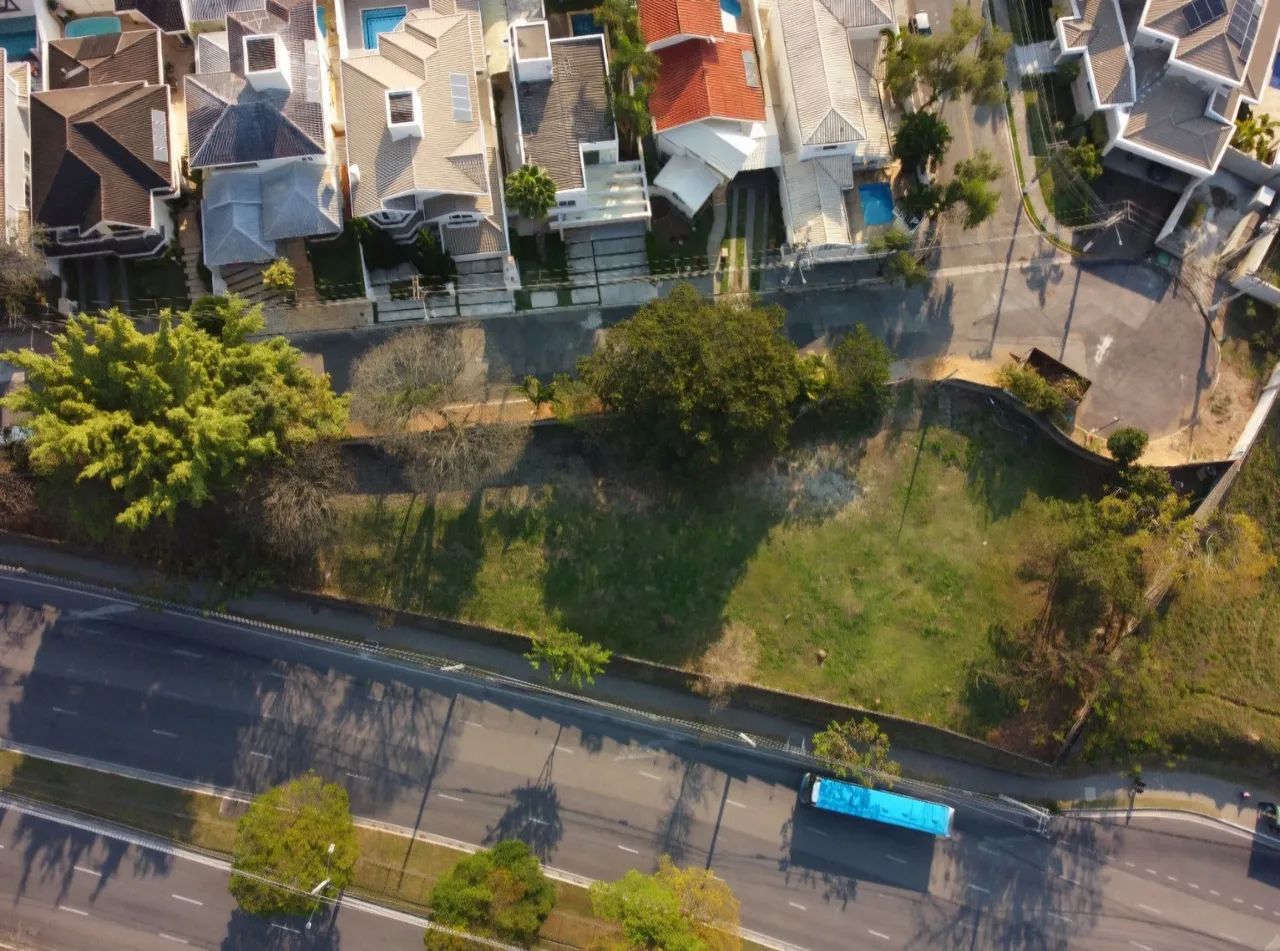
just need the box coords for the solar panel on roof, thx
[1182,0,1226,30]
[1227,0,1261,61]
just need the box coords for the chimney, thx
[386,89,422,140]
[244,34,291,92]
[511,22,552,83]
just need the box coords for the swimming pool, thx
[65,15,122,38]
[570,12,601,35]
[0,17,36,61]
[858,182,895,226]
[362,5,406,49]
[721,0,742,15]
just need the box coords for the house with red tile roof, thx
[641,0,780,216]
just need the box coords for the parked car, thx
[909,12,931,34]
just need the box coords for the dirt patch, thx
[692,620,760,708]
[752,441,864,518]
[1142,356,1256,465]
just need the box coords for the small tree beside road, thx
[425,840,555,949]
[811,718,900,786]
[826,325,894,432]
[1106,427,1149,467]
[590,856,741,951]
[229,773,358,917]
[525,626,612,688]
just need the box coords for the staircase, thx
[553,161,650,229]
[175,208,209,300]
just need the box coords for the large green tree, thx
[944,149,1003,229]
[590,856,740,951]
[1,298,346,533]
[885,8,1011,108]
[505,165,558,221]
[578,283,800,472]
[425,840,555,949]
[892,110,953,175]
[826,325,894,432]
[811,718,901,786]
[229,773,359,917]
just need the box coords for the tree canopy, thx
[826,325,894,431]
[578,283,800,472]
[590,856,741,951]
[526,626,612,688]
[892,110,953,174]
[885,8,1011,108]
[425,840,556,949]
[811,718,901,785]
[505,165,558,220]
[229,773,359,917]
[944,150,1003,229]
[1,298,347,533]
[1106,426,1149,467]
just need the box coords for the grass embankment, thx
[0,750,625,947]
[322,389,1094,734]
[1101,413,1280,767]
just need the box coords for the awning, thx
[652,156,722,218]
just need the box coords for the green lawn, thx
[306,225,367,301]
[322,390,1091,731]
[1025,84,1093,227]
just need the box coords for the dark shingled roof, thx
[32,82,174,233]
[184,0,326,168]
[47,29,160,90]
[515,38,613,190]
[115,0,187,33]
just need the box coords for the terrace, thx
[337,0,429,54]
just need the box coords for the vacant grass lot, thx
[1105,412,1280,768]
[323,390,1094,733]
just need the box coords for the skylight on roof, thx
[450,73,471,122]
[151,108,168,163]
[742,50,759,88]
[388,89,416,124]
[1181,0,1226,31]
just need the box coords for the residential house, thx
[641,0,779,217]
[0,49,31,244]
[1053,0,1280,183]
[758,0,897,254]
[341,3,509,263]
[114,0,189,34]
[186,0,342,271]
[508,16,650,231]
[32,27,177,258]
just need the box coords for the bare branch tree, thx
[349,326,473,434]
[244,442,354,563]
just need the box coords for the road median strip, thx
[0,745,779,951]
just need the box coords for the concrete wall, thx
[1221,146,1280,189]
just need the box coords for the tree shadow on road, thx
[484,746,565,862]
[219,906,340,950]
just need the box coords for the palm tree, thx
[1233,112,1280,162]
[504,164,557,221]
[593,0,634,34]
[610,87,653,143]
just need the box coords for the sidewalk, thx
[0,533,1274,834]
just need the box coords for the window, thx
[583,149,600,166]
[449,73,471,122]
[820,144,839,151]
[388,90,415,124]
[244,35,277,72]
[742,51,759,88]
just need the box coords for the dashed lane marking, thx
[463,720,485,728]
[59,905,88,917]
[868,930,891,940]
[726,799,746,809]
[1218,935,1241,945]
[270,924,301,935]
[151,729,179,739]
[617,845,639,855]
[1138,904,1162,916]
[1047,912,1070,923]
[1129,943,1152,951]
[787,901,807,911]
[1234,898,1245,904]
[553,745,575,755]
[885,854,907,865]
[158,935,189,945]
[172,649,202,659]
[1211,890,1221,896]
[50,707,77,716]
[73,866,101,877]
[438,794,465,803]
[171,894,203,906]
[345,772,370,782]
[968,884,990,894]
[639,771,663,781]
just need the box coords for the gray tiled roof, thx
[189,0,265,24]
[1123,50,1231,171]
[1059,0,1135,106]
[115,0,186,33]
[260,161,340,239]
[514,37,613,190]
[1141,0,1273,89]
[185,0,326,168]
[48,29,161,90]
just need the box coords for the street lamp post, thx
[305,842,336,932]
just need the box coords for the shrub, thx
[996,363,1067,419]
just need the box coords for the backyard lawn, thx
[320,389,1094,732]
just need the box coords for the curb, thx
[1066,807,1280,849]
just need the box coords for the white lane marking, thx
[73,865,101,877]
[553,745,575,755]
[868,930,891,940]
[1129,942,1152,951]
[151,729,179,739]
[617,845,639,855]
[799,826,828,838]
[438,794,465,803]
[1167,876,1178,882]
[345,772,370,782]
[1211,890,1222,896]
[248,751,271,760]
[1218,935,1241,945]
[1189,883,1200,889]
[172,649,202,659]
[463,719,485,728]
[1056,874,1081,886]
[885,854,907,865]
[1137,903,1162,916]
[1233,897,1245,904]
[1145,868,1157,875]
[1047,912,1070,923]
[787,901,807,911]
[527,818,548,826]
[158,935,189,945]
[1254,904,1265,911]
[977,843,998,855]
[638,771,663,781]
[726,799,746,809]
[59,905,88,916]
[1124,861,1136,867]
[270,924,301,935]
[51,707,77,716]
[967,884,990,894]
[171,894,203,906]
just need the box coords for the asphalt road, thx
[0,571,1277,950]
[0,807,428,950]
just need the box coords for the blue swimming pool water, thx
[721,0,742,15]
[65,15,122,38]
[570,12,601,35]
[858,182,895,226]
[362,5,407,49]
[0,17,36,62]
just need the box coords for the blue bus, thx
[800,773,955,838]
